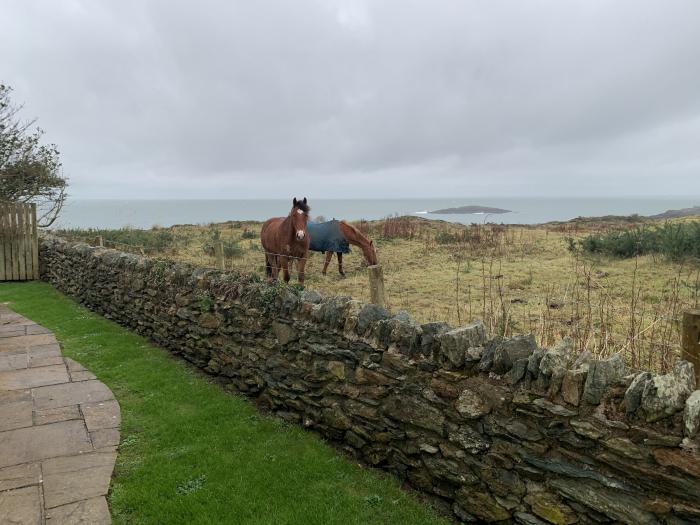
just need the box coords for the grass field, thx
[0,281,448,525]
[56,216,700,372]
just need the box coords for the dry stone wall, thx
[40,237,700,525]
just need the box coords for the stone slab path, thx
[0,305,120,524]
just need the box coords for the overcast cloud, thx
[2,0,700,198]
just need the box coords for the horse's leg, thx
[297,258,307,285]
[322,251,333,275]
[338,252,345,277]
[265,254,272,280]
[281,256,290,283]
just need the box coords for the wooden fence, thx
[0,202,39,281]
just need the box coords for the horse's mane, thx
[340,220,369,242]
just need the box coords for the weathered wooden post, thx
[215,241,225,271]
[682,309,700,383]
[94,235,104,247]
[368,264,386,307]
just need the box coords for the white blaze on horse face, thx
[296,230,305,240]
[297,209,304,215]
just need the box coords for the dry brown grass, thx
[62,216,700,372]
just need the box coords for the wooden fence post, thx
[215,241,225,271]
[94,235,104,247]
[682,309,700,384]
[368,265,386,307]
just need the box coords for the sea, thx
[52,197,700,230]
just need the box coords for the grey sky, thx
[2,0,700,198]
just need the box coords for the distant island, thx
[430,205,512,215]
[648,206,700,219]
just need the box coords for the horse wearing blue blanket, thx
[307,220,378,276]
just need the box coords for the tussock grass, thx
[0,282,448,525]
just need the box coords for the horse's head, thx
[291,197,310,241]
[363,239,378,266]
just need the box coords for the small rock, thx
[510,358,529,385]
[455,387,492,419]
[603,437,646,460]
[641,361,696,423]
[570,420,606,440]
[683,390,700,438]
[448,425,490,453]
[539,338,574,376]
[583,353,626,405]
[572,350,594,371]
[532,398,576,417]
[438,321,487,369]
[492,334,537,374]
[524,490,578,524]
[561,369,586,406]
[271,321,297,345]
[527,348,546,377]
[624,372,652,415]
[419,444,439,454]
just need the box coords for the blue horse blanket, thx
[308,220,350,254]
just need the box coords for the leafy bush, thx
[241,229,257,239]
[576,222,700,261]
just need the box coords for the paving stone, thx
[28,353,65,368]
[64,358,86,373]
[0,333,57,351]
[0,485,42,524]
[0,389,31,406]
[32,380,114,410]
[25,324,52,335]
[0,327,25,338]
[0,364,69,391]
[0,353,28,372]
[82,400,121,431]
[42,451,117,475]
[45,496,111,524]
[90,428,121,449]
[0,420,93,468]
[43,464,114,508]
[0,399,33,431]
[0,462,41,492]
[27,344,62,358]
[70,370,97,382]
[34,405,82,426]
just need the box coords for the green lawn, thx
[0,281,447,525]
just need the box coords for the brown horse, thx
[308,220,378,277]
[260,197,311,284]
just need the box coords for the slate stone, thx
[32,380,115,410]
[455,387,492,419]
[539,338,573,376]
[641,361,696,422]
[549,478,662,525]
[684,390,700,438]
[492,334,537,374]
[561,369,586,406]
[583,353,626,405]
[624,372,652,415]
[448,425,490,453]
[438,321,486,369]
[510,358,529,385]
